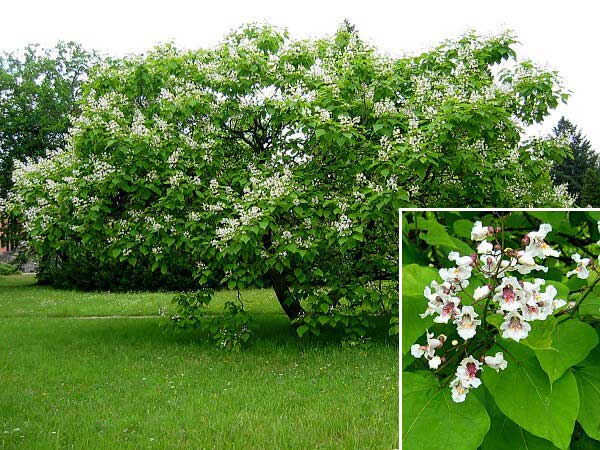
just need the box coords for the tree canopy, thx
[6,23,574,341]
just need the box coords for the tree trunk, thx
[262,229,304,320]
[269,269,304,320]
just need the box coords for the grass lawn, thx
[0,274,399,449]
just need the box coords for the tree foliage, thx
[7,24,573,342]
[0,41,99,197]
[581,168,600,207]
[551,117,597,205]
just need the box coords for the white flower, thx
[493,277,522,312]
[420,282,448,318]
[500,311,531,342]
[410,330,443,369]
[448,251,474,267]
[484,352,507,372]
[480,251,513,279]
[427,355,442,370]
[455,356,482,388]
[453,306,481,340]
[520,279,551,321]
[473,285,491,301]
[477,240,493,254]
[433,297,461,323]
[450,377,469,403]
[525,224,560,259]
[471,221,489,241]
[439,254,472,282]
[514,250,548,275]
[566,253,591,279]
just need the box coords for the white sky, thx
[2,0,599,147]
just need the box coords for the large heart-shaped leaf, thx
[534,319,598,383]
[476,385,561,450]
[402,264,437,355]
[402,371,490,450]
[418,219,473,256]
[579,296,600,317]
[522,316,557,350]
[573,342,600,440]
[482,340,579,450]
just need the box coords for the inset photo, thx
[400,210,599,450]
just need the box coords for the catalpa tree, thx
[8,24,571,344]
[402,211,599,450]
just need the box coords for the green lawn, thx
[0,275,399,449]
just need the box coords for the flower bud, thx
[438,334,447,344]
[495,227,501,233]
[441,356,447,363]
[521,235,530,246]
[470,253,478,264]
[494,244,502,251]
[568,301,576,309]
[487,226,495,234]
[451,339,458,346]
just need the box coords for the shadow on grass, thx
[9,312,397,357]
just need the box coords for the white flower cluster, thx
[332,214,353,236]
[337,114,361,128]
[373,98,397,116]
[414,221,568,403]
[449,353,507,402]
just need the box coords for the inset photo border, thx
[399,208,600,450]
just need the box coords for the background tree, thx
[0,42,100,252]
[0,41,99,197]
[551,117,596,204]
[581,167,600,207]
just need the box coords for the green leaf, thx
[580,296,600,318]
[527,212,565,231]
[534,320,598,383]
[402,371,490,450]
[480,386,560,450]
[482,340,579,450]
[522,316,557,351]
[573,342,600,440]
[296,325,309,337]
[452,219,474,239]
[317,315,329,325]
[402,264,437,355]
[478,388,559,450]
[419,220,473,256]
